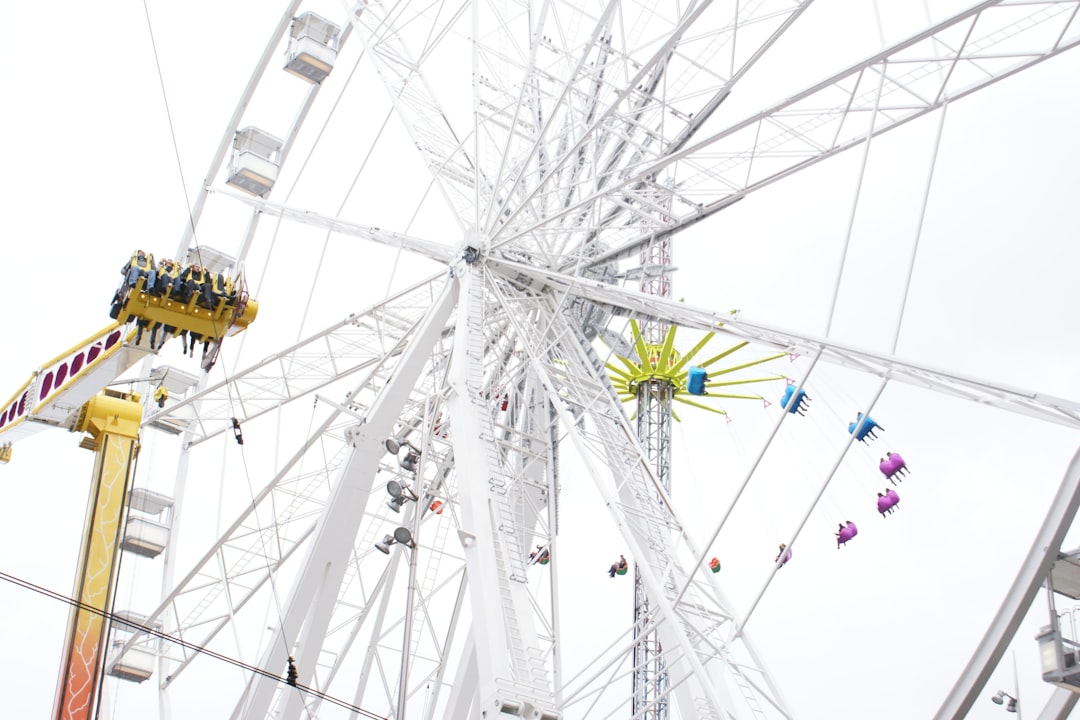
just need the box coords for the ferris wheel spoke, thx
[474,0,624,260]
[121,280,455,697]
[479,1,814,261]
[526,0,1080,270]
[441,263,566,715]
[215,189,457,264]
[490,256,1080,430]
[124,424,352,690]
[144,273,448,445]
[345,0,480,230]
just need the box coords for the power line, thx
[0,569,386,720]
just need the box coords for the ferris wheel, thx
[7,2,1080,719]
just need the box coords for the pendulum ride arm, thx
[52,389,143,720]
[0,251,260,718]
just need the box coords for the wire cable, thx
[0,569,386,720]
[823,63,888,337]
[140,1,300,699]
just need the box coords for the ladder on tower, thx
[729,664,767,720]
[462,264,548,697]
[494,529,550,694]
[463,265,529,583]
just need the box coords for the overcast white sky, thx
[1,2,1080,718]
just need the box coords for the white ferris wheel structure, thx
[6,1,1080,719]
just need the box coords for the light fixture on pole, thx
[385,480,418,513]
[393,526,415,548]
[373,526,416,554]
[385,436,421,473]
[991,690,1018,713]
[374,533,395,554]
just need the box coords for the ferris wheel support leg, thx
[934,447,1080,720]
[447,265,554,716]
[444,643,480,719]
[230,278,457,720]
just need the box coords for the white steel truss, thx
[120,245,1080,717]
[87,2,1080,719]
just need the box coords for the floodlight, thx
[375,528,416,554]
[374,533,395,554]
[393,526,415,548]
[385,434,421,472]
[399,446,421,473]
[385,480,418,512]
[991,691,1018,713]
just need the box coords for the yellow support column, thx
[52,390,142,720]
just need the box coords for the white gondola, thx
[120,488,174,559]
[284,12,340,84]
[225,127,282,197]
[1038,550,1080,691]
[106,611,158,683]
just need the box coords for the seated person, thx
[879,451,909,483]
[122,250,155,291]
[153,258,180,297]
[836,521,858,547]
[877,491,900,515]
[687,367,708,396]
[781,385,810,415]
[886,451,908,478]
[848,413,883,442]
[172,264,197,304]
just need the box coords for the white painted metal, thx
[579,0,1080,269]
[85,1,1080,718]
[234,277,455,718]
[117,277,452,688]
[0,324,139,445]
[445,262,555,715]
[488,271,784,719]
[143,275,450,446]
[174,0,304,257]
[343,0,477,231]
[488,257,1080,430]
